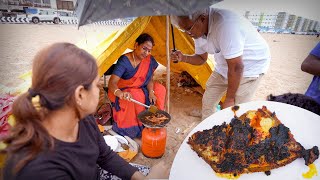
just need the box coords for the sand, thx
[0,24,319,172]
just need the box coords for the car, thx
[56,10,77,23]
[266,29,276,33]
[282,30,291,34]
[56,10,74,17]
[26,8,61,24]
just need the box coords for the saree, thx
[108,55,166,138]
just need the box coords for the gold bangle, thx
[114,88,121,95]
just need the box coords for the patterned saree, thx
[108,55,166,138]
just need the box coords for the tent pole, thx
[165,15,170,113]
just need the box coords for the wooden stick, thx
[166,15,170,113]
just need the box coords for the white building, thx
[307,20,315,31]
[286,14,297,31]
[245,10,319,33]
[51,0,77,10]
[274,12,289,30]
[0,0,77,11]
[301,18,310,32]
[293,16,303,32]
[244,11,277,29]
[313,21,320,32]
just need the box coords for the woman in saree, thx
[108,33,166,139]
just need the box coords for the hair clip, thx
[31,95,41,111]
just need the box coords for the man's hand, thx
[221,97,235,109]
[170,50,184,63]
[170,51,208,65]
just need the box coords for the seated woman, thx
[2,43,167,180]
[108,33,166,139]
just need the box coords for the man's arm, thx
[170,50,208,65]
[223,56,244,109]
[301,54,320,76]
[183,53,208,65]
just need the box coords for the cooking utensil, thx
[114,135,130,150]
[129,98,158,113]
[137,110,171,128]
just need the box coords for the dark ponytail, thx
[3,92,53,172]
[2,42,98,173]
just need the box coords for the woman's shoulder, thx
[147,55,155,62]
[81,115,98,130]
[115,55,130,67]
[118,54,130,62]
[5,151,69,179]
[149,55,158,66]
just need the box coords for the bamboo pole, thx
[165,15,170,113]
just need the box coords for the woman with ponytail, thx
[2,43,168,180]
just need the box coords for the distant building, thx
[260,12,278,29]
[52,0,76,10]
[307,20,314,31]
[286,14,296,31]
[244,10,319,33]
[316,23,320,32]
[0,0,77,12]
[294,16,304,32]
[244,11,277,29]
[313,21,319,32]
[274,12,289,30]
[301,19,310,32]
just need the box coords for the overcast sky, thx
[213,0,320,21]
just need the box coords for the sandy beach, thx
[0,23,319,172]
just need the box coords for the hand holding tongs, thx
[129,98,158,113]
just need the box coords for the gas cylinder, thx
[141,127,167,158]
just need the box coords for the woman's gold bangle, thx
[114,88,121,95]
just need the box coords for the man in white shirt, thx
[171,8,271,120]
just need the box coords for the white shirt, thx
[195,8,271,78]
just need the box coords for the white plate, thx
[103,135,119,151]
[169,101,320,180]
[114,135,129,145]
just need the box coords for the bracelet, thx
[114,88,121,95]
